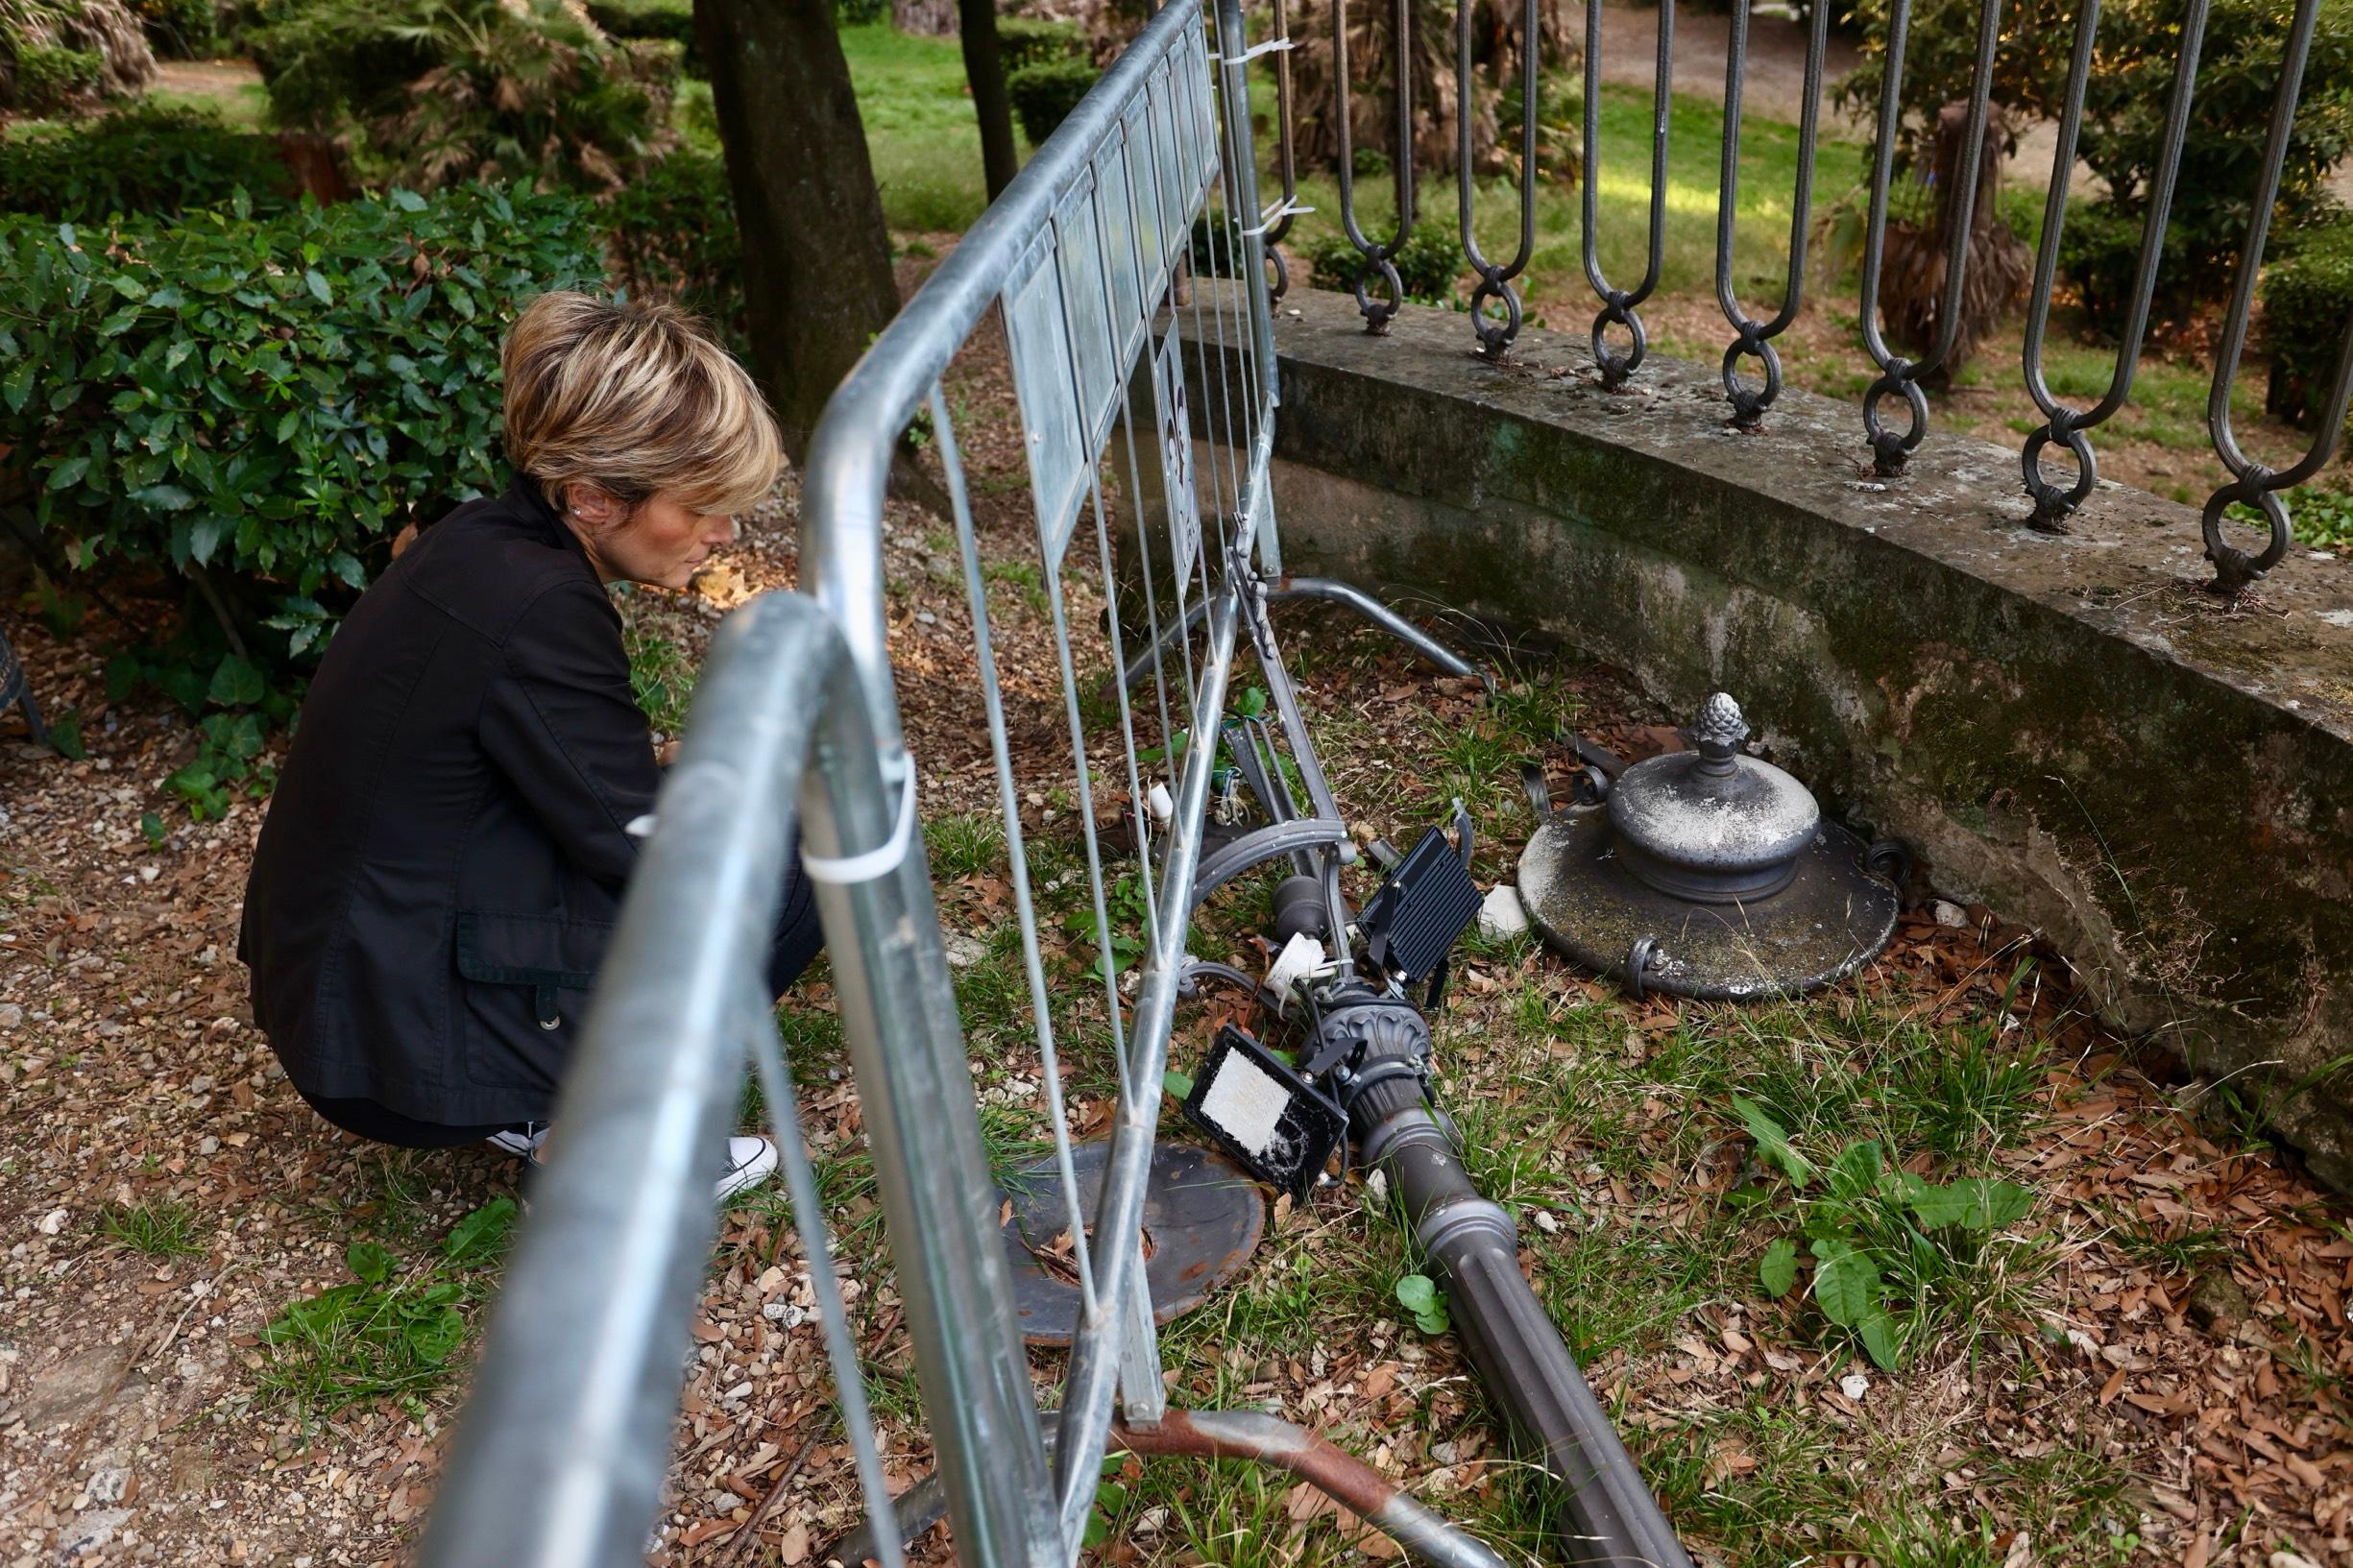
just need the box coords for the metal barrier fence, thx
[422,2,1519,1564]
[1283,0,2353,592]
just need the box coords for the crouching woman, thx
[239,292,817,1201]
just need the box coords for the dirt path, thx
[1574,0,1864,130]
[150,60,261,96]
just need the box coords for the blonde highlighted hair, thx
[500,291,782,518]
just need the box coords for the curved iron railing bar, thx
[2018,0,2207,528]
[2201,0,2350,591]
[1581,0,1672,389]
[1457,0,1537,358]
[1856,0,2002,471]
[1333,0,1416,332]
[1263,0,1301,302]
[1713,0,1829,428]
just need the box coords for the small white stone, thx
[197,1135,220,1156]
[1364,1168,1389,1212]
[0,1002,20,1029]
[37,1208,68,1236]
[1838,1372,1869,1402]
[941,932,987,969]
[1533,1208,1561,1235]
[86,1468,130,1504]
[1930,899,1969,928]
[1477,883,1529,941]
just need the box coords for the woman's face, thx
[567,486,737,590]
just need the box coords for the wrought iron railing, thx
[1281,0,2353,592]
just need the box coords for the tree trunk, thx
[696,0,901,466]
[960,0,1018,200]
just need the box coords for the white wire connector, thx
[801,762,919,885]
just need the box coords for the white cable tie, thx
[801,763,919,885]
[1241,198,1315,237]
[1212,36,1295,64]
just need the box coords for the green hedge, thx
[1007,57,1095,147]
[2264,215,2353,430]
[606,149,743,352]
[10,40,103,110]
[2053,196,2193,338]
[996,15,1083,72]
[127,0,214,56]
[0,183,606,658]
[583,0,697,73]
[0,103,295,221]
[1303,222,1465,307]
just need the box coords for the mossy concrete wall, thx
[1262,288,2353,1186]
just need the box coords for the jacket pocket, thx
[452,908,612,1091]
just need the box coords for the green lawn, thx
[1281,85,1869,325]
[842,20,1024,234]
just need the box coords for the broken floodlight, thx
[1357,816,1484,988]
[1179,1025,1346,1198]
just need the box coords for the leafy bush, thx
[1839,0,2353,312]
[126,0,211,56]
[0,182,606,662]
[1007,56,1096,147]
[606,149,743,352]
[9,37,96,106]
[251,0,677,189]
[2052,194,2195,337]
[1302,221,1465,306]
[0,103,294,221]
[2263,213,2353,430]
[1,0,157,109]
[583,0,696,73]
[997,14,1084,71]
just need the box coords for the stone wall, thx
[1258,289,2353,1186]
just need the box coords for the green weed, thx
[927,811,1007,880]
[1734,1095,2039,1370]
[255,1197,516,1418]
[624,625,694,736]
[97,1198,204,1257]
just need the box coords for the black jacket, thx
[240,476,816,1127]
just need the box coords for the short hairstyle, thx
[500,291,782,518]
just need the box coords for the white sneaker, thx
[490,1125,776,1204]
[716,1136,779,1202]
[485,1123,550,1159]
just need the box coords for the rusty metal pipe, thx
[829,1410,1507,1568]
[1110,1411,1508,1568]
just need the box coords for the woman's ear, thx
[566,483,629,531]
